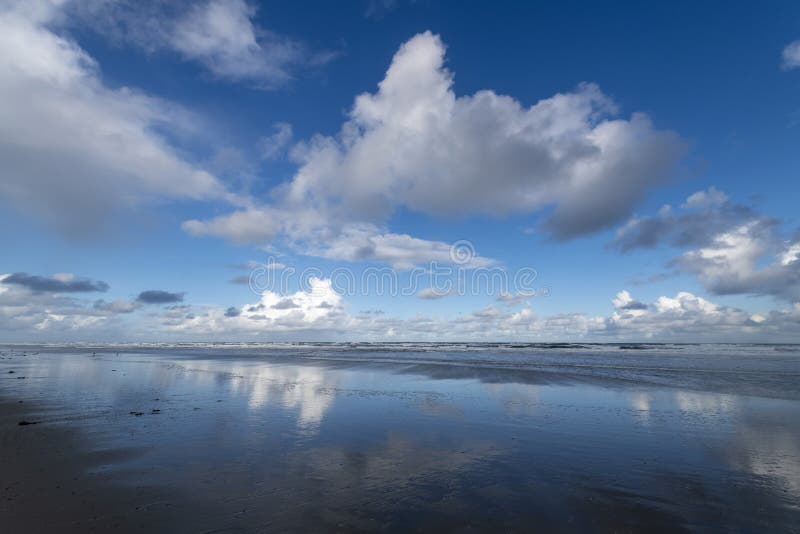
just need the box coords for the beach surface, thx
[1,343,799,532]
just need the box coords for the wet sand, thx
[1,345,799,532]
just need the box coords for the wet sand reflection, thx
[1,348,798,531]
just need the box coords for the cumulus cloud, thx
[611,290,648,311]
[436,289,798,341]
[0,0,231,237]
[136,290,185,304]
[782,40,800,70]
[469,289,796,341]
[284,31,684,239]
[677,222,800,301]
[604,290,772,339]
[183,31,684,261]
[613,188,800,302]
[164,277,347,335]
[2,272,109,293]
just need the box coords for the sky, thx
[1,0,800,342]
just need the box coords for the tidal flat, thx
[1,343,799,532]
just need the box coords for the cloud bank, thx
[2,270,798,342]
[158,283,800,342]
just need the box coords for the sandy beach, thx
[1,344,799,532]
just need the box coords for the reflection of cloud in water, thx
[302,434,500,500]
[481,382,540,417]
[675,391,736,415]
[251,366,334,429]
[627,391,738,429]
[629,392,651,424]
[223,363,338,431]
[280,368,336,428]
[630,393,650,412]
[726,414,800,502]
[415,396,463,418]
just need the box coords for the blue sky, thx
[1,0,800,341]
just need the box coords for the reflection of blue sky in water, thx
[626,388,799,503]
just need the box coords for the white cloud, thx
[782,40,800,70]
[170,0,301,86]
[4,270,800,341]
[284,31,685,239]
[474,290,799,341]
[67,0,334,88]
[682,186,728,209]
[614,188,800,302]
[607,290,756,338]
[0,272,135,337]
[183,31,684,263]
[183,208,281,244]
[164,277,348,335]
[184,210,496,268]
[613,186,759,252]
[184,204,335,249]
[160,284,800,342]
[677,222,800,301]
[611,290,648,313]
[421,289,798,341]
[0,1,233,237]
[312,224,494,269]
[780,243,800,267]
